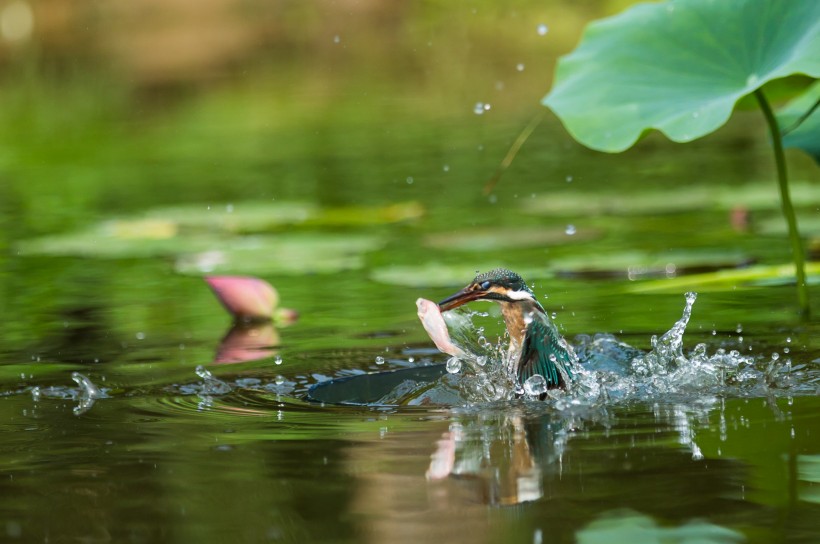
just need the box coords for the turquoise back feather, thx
[517,316,575,389]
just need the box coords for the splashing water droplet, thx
[516,63,525,71]
[446,357,462,374]
[474,102,485,115]
[31,386,41,401]
[274,355,283,365]
[536,23,548,35]
[195,365,212,380]
[275,375,285,385]
[375,356,385,365]
[406,176,414,185]
[523,374,548,396]
[72,372,101,399]
[565,224,576,235]
[566,175,573,183]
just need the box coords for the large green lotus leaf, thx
[175,234,385,276]
[370,263,551,288]
[778,81,820,164]
[424,226,602,251]
[543,0,820,152]
[628,262,820,293]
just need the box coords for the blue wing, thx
[517,317,574,389]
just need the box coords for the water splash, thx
[404,293,805,407]
[71,372,103,415]
[194,365,232,395]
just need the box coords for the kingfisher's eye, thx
[479,281,491,290]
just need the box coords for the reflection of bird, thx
[438,268,575,389]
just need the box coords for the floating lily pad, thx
[521,187,714,216]
[550,250,754,280]
[308,201,424,226]
[424,226,603,251]
[145,201,318,233]
[522,182,820,217]
[628,262,820,293]
[144,200,423,232]
[370,263,550,288]
[16,226,218,259]
[756,214,820,237]
[176,234,385,276]
[715,181,820,211]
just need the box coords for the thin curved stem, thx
[754,88,809,319]
[483,110,545,195]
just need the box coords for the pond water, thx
[1,2,820,543]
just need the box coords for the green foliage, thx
[542,0,819,317]
[543,0,820,152]
[778,81,820,163]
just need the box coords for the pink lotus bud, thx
[205,275,279,321]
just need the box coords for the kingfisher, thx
[438,268,576,390]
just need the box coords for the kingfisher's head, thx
[438,268,536,311]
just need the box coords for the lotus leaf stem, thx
[754,89,809,319]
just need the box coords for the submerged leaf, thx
[543,0,820,152]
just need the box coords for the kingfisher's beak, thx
[438,284,488,312]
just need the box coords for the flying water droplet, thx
[565,224,576,235]
[274,355,283,365]
[536,23,548,35]
[523,374,548,396]
[516,63,525,71]
[474,102,489,115]
[446,357,462,374]
[375,356,385,365]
